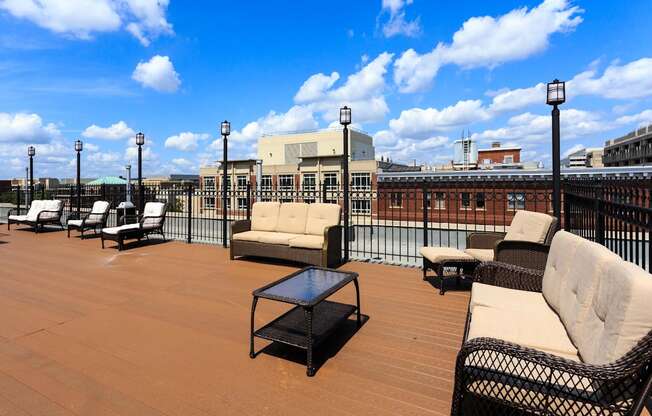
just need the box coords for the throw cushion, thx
[275,203,309,234]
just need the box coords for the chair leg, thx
[437,264,446,295]
[67,227,70,238]
[101,236,105,249]
[422,258,428,280]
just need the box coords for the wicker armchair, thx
[452,233,652,416]
[67,201,110,239]
[100,202,167,250]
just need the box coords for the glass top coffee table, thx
[250,266,361,377]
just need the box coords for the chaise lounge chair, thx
[420,210,557,294]
[100,201,167,251]
[7,200,64,232]
[67,200,110,239]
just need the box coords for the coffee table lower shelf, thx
[253,300,357,350]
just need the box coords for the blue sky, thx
[1,0,651,179]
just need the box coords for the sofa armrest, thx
[495,240,550,272]
[323,225,342,266]
[452,336,651,416]
[466,232,505,250]
[231,220,251,236]
[473,261,544,292]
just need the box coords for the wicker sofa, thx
[7,200,64,232]
[452,230,652,415]
[230,202,342,267]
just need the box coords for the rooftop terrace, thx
[0,229,469,416]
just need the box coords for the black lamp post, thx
[221,120,230,248]
[339,106,351,262]
[75,140,83,217]
[546,79,565,225]
[135,132,145,213]
[27,146,35,205]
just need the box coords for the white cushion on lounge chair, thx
[504,210,554,244]
[91,201,110,214]
[142,202,166,227]
[8,214,28,221]
[67,219,84,227]
[420,246,474,263]
[464,248,494,262]
[102,223,141,235]
[25,200,44,222]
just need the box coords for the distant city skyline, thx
[1,0,651,179]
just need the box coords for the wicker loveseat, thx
[7,200,64,232]
[452,230,652,415]
[230,202,342,267]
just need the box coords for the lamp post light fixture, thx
[27,146,35,205]
[339,106,351,262]
[221,120,231,248]
[75,140,83,217]
[135,132,145,213]
[546,79,565,226]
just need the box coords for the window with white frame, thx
[476,192,486,209]
[508,192,525,210]
[352,199,371,214]
[390,192,402,208]
[351,173,371,190]
[503,155,514,164]
[237,175,247,190]
[278,174,294,190]
[323,172,337,190]
[461,192,471,209]
[203,196,215,209]
[302,173,316,190]
[237,197,248,210]
[203,176,215,191]
[432,192,446,209]
[260,175,272,190]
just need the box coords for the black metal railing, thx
[565,177,652,272]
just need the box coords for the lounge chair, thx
[67,200,110,239]
[7,200,64,232]
[100,201,167,250]
[420,210,557,294]
[452,231,652,415]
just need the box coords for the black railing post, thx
[422,182,428,248]
[322,181,327,203]
[595,184,605,245]
[186,183,192,244]
[563,189,571,231]
[246,182,251,220]
[16,186,21,214]
[40,185,45,200]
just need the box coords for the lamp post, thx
[27,146,35,205]
[135,132,145,213]
[339,106,351,262]
[221,120,231,248]
[75,140,83,217]
[546,79,565,225]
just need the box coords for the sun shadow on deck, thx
[255,314,370,376]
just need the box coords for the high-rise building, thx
[603,124,652,167]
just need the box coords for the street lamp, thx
[546,79,565,225]
[221,120,230,248]
[27,146,35,205]
[339,106,351,262]
[135,132,145,213]
[75,140,83,217]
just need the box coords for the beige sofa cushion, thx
[232,230,267,242]
[464,248,494,262]
[542,231,583,313]
[257,232,302,246]
[250,202,280,232]
[470,283,548,313]
[556,238,618,351]
[420,247,474,263]
[289,235,324,250]
[579,259,652,365]
[275,203,309,234]
[305,203,340,236]
[504,210,554,243]
[468,305,579,361]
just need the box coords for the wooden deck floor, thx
[0,228,470,416]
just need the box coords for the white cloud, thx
[0,112,61,143]
[379,0,421,38]
[389,100,490,138]
[562,143,585,158]
[489,83,546,113]
[132,55,181,92]
[171,157,193,167]
[373,130,450,164]
[87,151,121,163]
[82,120,135,140]
[228,105,318,145]
[0,0,172,45]
[124,145,156,162]
[616,109,652,126]
[293,53,394,124]
[569,58,652,100]
[394,0,582,92]
[164,132,209,152]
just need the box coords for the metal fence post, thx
[595,184,605,245]
[322,182,327,203]
[246,182,251,220]
[186,184,192,244]
[40,186,45,200]
[16,186,21,214]
[563,189,571,231]
[422,182,428,248]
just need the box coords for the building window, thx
[237,175,247,190]
[503,155,514,164]
[390,192,402,208]
[203,196,215,209]
[302,173,316,190]
[351,173,371,190]
[476,192,486,209]
[278,175,294,190]
[482,158,492,165]
[508,192,525,210]
[237,197,248,210]
[323,172,338,190]
[461,192,471,209]
[203,176,215,191]
[352,199,371,214]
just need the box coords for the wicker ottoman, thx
[420,247,480,295]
